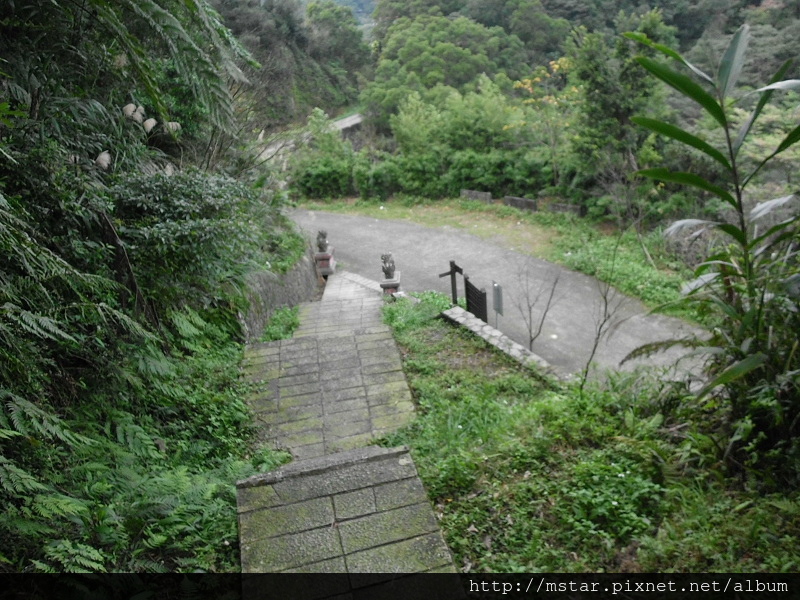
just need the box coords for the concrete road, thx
[290,209,701,380]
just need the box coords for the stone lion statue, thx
[316,230,328,253]
[381,252,396,279]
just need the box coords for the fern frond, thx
[31,493,90,520]
[95,302,155,340]
[168,309,204,339]
[0,428,22,441]
[30,560,57,573]
[4,393,93,446]
[0,457,50,495]
[1,302,77,343]
[113,416,163,460]
[44,540,107,573]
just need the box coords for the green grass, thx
[260,305,300,341]
[265,216,307,274]
[381,293,800,572]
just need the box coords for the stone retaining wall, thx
[441,306,560,377]
[239,248,321,342]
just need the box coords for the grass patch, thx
[301,197,695,319]
[260,305,300,342]
[265,214,307,274]
[382,293,800,572]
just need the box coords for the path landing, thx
[236,272,461,592]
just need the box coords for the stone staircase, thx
[236,272,463,597]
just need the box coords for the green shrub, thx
[629,25,800,487]
[293,154,355,198]
[353,150,401,200]
[444,148,543,198]
[558,453,664,545]
[110,170,266,314]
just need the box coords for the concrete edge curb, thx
[236,444,410,489]
[440,306,563,379]
[338,270,383,294]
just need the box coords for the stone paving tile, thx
[241,527,342,572]
[326,433,375,454]
[238,446,458,580]
[324,408,370,428]
[337,503,439,554]
[291,443,326,461]
[374,478,427,511]
[325,421,372,442]
[333,488,376,520]
[324,398,367,415]
[239,496,334,541]
[369,401,416,418]
[238,272,458,580]
[346,532,453,574]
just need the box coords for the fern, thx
[1,302,78,343]
[0,457,50,495]
[4,393,92,446]
[31,493,90,520]
[113,414,163,460]
[43,540,107,573]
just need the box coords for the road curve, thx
[290,209,700,379]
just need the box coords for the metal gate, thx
[464,275,488,322]
[438,260,488,322]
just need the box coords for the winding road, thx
[290,209,701,380]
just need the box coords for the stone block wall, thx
[239,248,321,342]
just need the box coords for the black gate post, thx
[438,260,463,306]
[449,261,458,305]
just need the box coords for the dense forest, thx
[1,0,799,574]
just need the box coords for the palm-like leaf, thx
[717,25,750,100]
[632,117,732,171]
[635,57,727,128]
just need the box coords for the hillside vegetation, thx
[289,0,800,517]
[1,0,799,574]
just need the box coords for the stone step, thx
[238,272,460,585]
[237,445,461,591]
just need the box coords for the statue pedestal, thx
[314,246,336,277]
[380,272,400,295]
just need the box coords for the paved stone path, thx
[237,272,460,588]
[239,273,415,461]
[292,210,702,380]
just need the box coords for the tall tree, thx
[362,13,526,129]
[568,9,677,219]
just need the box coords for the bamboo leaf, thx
[735,60,794,156]
[717,223,748,247]
[752,218,799,252]
[718,25,750,99]
[745,122,800,186]
[663,218,719,237]
[775,122,800,154]
[697,353,768,399]
[755,80,800,93]
[632,117,731,171]
[682,273,719,295]
[624,32,714,83]
[621,336,704,364]
[750,195,796,221]
[635,57,727,127]
[637,168,737,207]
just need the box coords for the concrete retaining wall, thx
[440,306,560,378]
[239,248,321,342]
